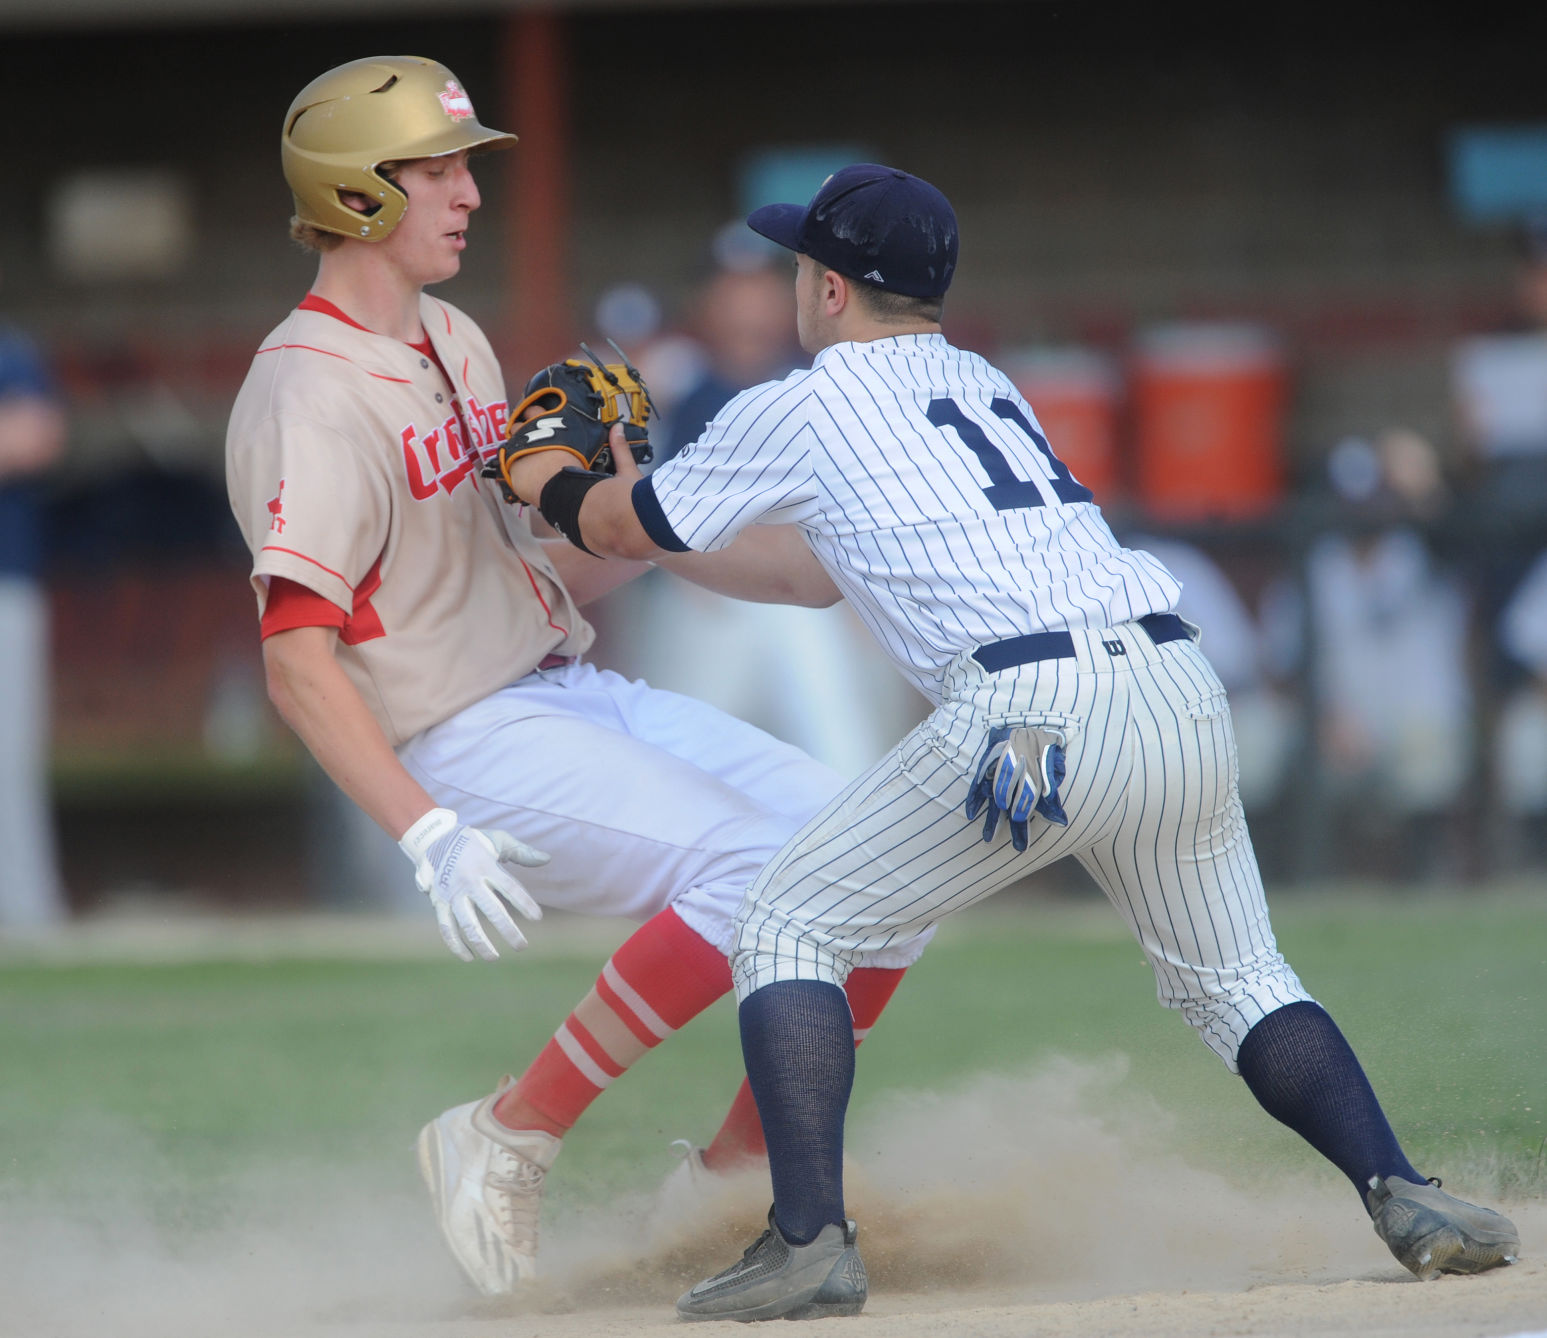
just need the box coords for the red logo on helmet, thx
[438,81,474,121]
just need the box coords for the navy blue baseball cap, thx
[746,163,958,299]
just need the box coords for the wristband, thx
[399,807,459,866]
[538,466,610,555]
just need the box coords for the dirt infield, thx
[14,1177,1540,1338]
[8,1064,1542,1338]
[501,1095,1547,1338]
[478,1256,1547,1338]
[5,910,1541,1338]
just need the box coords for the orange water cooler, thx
[1129,323,1289,521]
[1003,346,1125,505]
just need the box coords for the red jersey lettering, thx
[402,425,439,500]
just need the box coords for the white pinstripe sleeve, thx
[635,374,824,552]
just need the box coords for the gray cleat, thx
[676,1206,868,1322]
[1367,1174,1521,1280]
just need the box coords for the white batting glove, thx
[398,808,548,962]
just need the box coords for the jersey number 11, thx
[926,396,1093,511]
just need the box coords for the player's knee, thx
[1179,1000,1256,1071]
[729,936,847,1003]
[1175,973,1318,1073]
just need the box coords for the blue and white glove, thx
[964,725,1069,853]
[398,808,548,962]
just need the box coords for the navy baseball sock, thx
[1236,1000,1424,1206]
[738,979,855,1245]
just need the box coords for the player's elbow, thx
[795,572,842,607]
[260,625,334,732]
[261,637,304,727]
[777,559,843,608]
[774,578,841,608]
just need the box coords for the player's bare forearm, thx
[507,442,836,602]
[659,526,841,608]
[540,539,654,607]
[262,624,438,840]
[579,474,665,559]
[504,444,661,561]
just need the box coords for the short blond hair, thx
[289,216,346,253]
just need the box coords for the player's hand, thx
[964,724,1069,852]
[398,808,548,962]
[608,422,644,483]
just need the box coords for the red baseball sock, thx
[493,906,731,1135]
[701,965,908,1171]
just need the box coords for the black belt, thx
[971,613,1190,673]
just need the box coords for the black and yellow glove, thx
[487,342,655,504]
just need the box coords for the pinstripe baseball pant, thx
[731,617,1314,1071]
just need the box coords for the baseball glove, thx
[488,340,655,504]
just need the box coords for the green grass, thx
[2,886,1543,1231]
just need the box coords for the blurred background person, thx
[657,225,802,462]
[1451,212,1547,529]
[0,277,68,929]
[1492,549,1547,867]
[1300,430,1474,879]
[591,280,707,434]
[1449,215,1547,872]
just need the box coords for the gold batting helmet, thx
[282,55,517,242]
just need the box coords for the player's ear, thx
[824,269,849,316]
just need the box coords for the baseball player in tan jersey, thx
[225,56,933,1297]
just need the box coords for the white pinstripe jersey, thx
[639,333,1182,703]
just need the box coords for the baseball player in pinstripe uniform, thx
[226,64,934,1298]
[496,164,1521,1319]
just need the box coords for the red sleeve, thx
[260,576,347,639]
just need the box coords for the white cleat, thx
[663,1139,714,1194]
[416,1081,562,1295]
[646,1140,714,1239]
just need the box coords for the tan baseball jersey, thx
[226,292,593,746]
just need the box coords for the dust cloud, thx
[563,1055,1373,1305]
[2,1057,1534,1337]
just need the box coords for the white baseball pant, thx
[397,660,933,967]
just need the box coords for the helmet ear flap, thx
[331,167,408,240]
[300,163,406,242]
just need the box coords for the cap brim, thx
[745,202,805,252]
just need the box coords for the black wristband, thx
[538,466,610,555]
